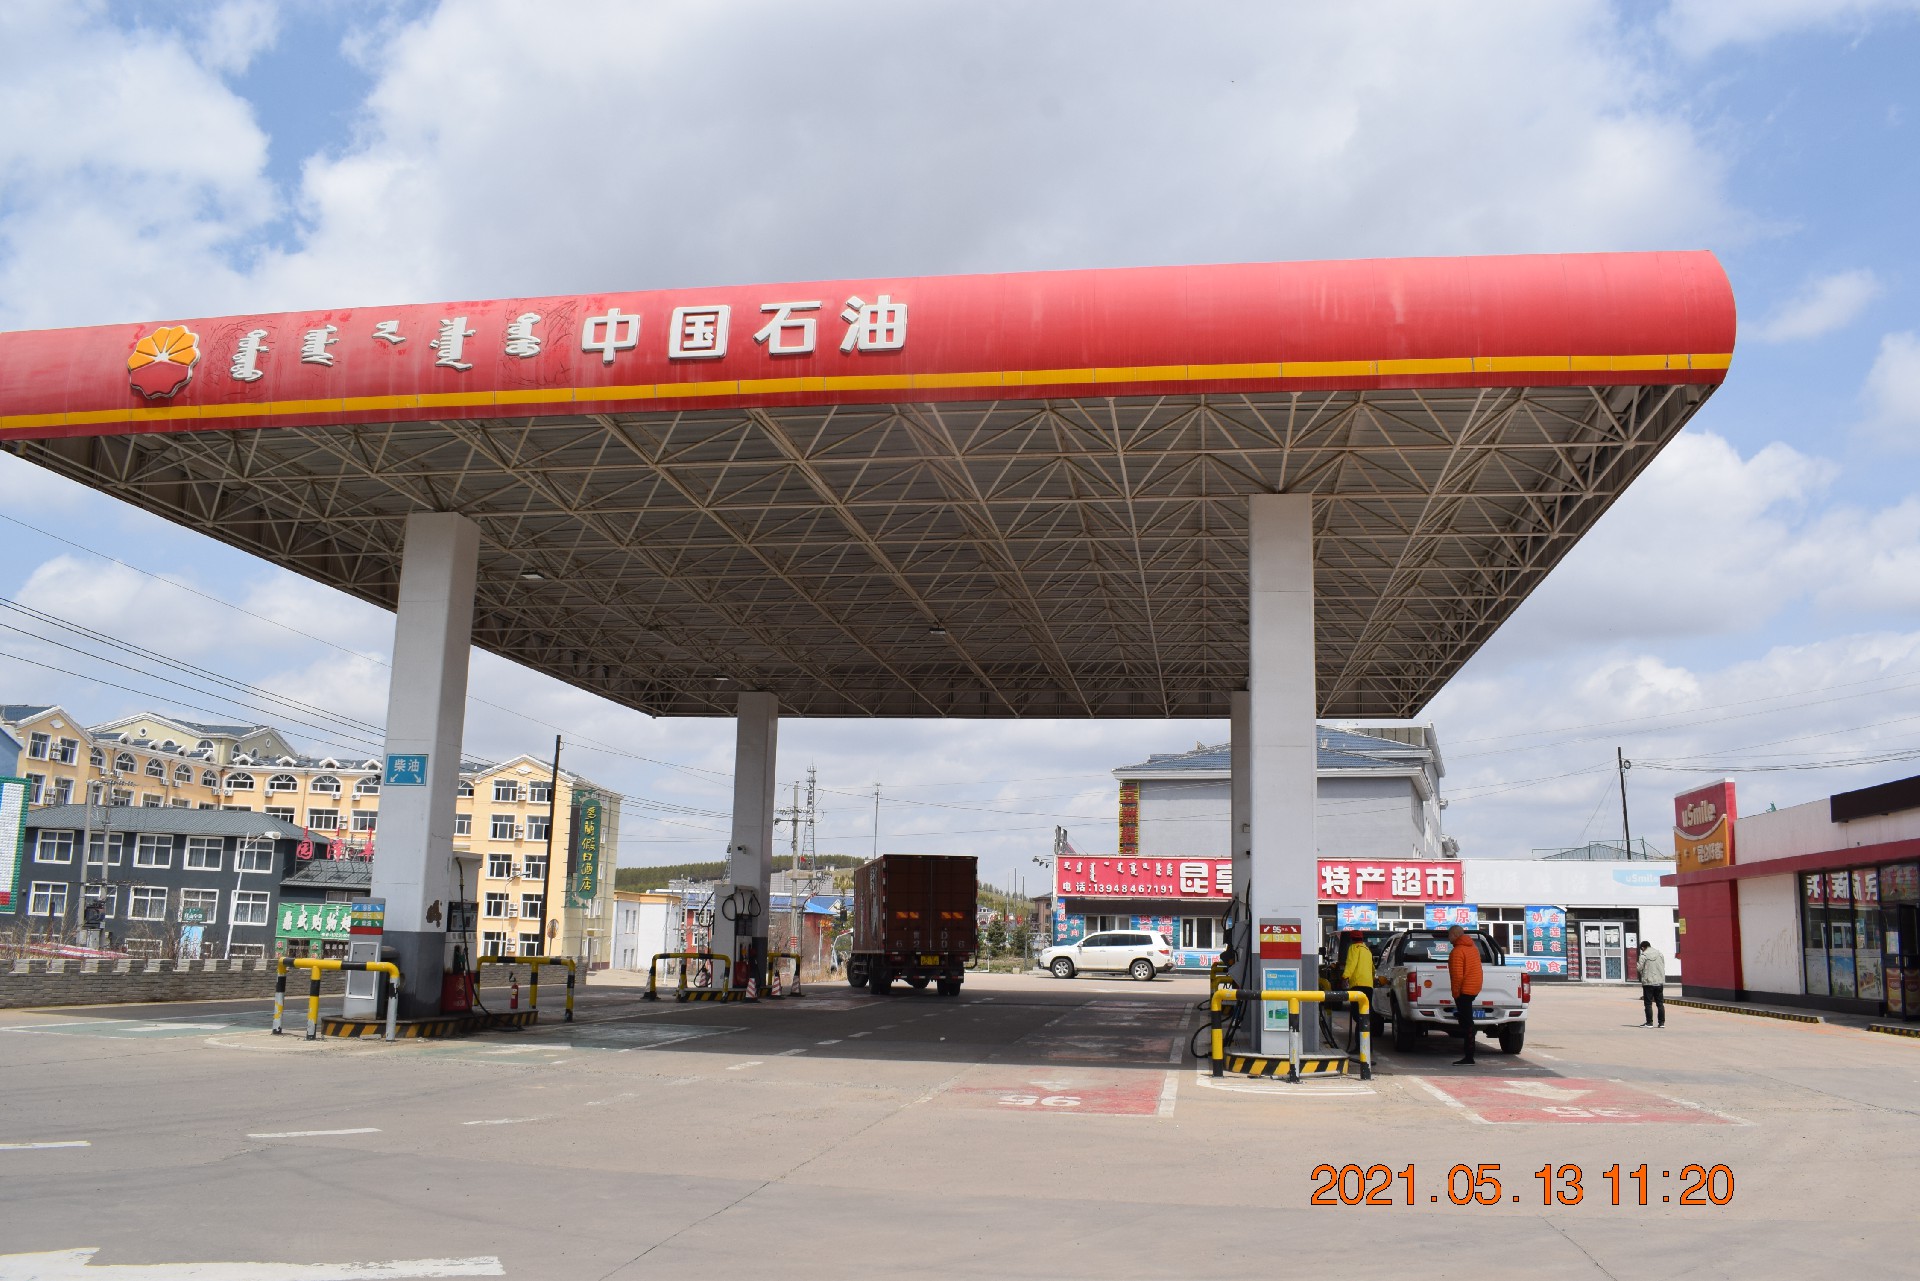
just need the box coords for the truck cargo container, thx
[847,854,978,996]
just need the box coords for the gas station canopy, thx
[0,252,1734,719]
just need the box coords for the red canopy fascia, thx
[0,250,1735,442]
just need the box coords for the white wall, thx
[1136,778,1231,860]
[1738,874,1800,995]
[1136,773,1436,861]
[1460,859,1676,908]
[1738,796,1920,865]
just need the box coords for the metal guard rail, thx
[766,950,804,998]
[1209,986,1372,1083]
[641,951,731,1001]
[273,957,402,1042]
[475,955,576,1022]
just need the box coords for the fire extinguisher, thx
[510,975,520,1010]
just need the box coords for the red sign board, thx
[1258,922,1302,960]
[1674,780,1736,874]
[1317,858,1463,902]
[1056,857,1230,900]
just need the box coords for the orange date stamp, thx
[1309,1162,1735,1206]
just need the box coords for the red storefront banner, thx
[1056,856,1230,899]
[1317,858,1464,902]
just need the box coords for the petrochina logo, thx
[127,325,201,399]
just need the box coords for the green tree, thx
[984,916,1008,957]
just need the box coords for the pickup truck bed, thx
[1375,930,1531,1054]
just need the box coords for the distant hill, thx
[615,853,865,892]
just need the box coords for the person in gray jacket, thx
[1637,940,1666,1027]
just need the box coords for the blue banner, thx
[1523,904,1567,975]
[1336,902,1379,930]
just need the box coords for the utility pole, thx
[787,778,801,957]
[1617,747,1634,859]
[540,735,561,959]
[871,783,881,860]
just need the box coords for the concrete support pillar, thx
[373,511,479,1018]
[1229,689,1253,1001]
[718,691,778,992]
[1248,494,1319,1052]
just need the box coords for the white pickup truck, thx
[1375,929,1531,1055]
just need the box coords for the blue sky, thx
[5,0,1920,884]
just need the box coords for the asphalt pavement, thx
[1,971,1916,1279]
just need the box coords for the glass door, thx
[1579,920,1627,982]
[1884,903,1919,1019]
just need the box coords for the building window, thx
[27,731,50,759]
[267,774,298,794]
[484,892,510,918]
[520,893,543,921]
[180,887,219,924]
[307,807,340,830]
[227,772,255,791]
[523,853,547,881]
[134,834,173,868]
[173,764,192,785]
[84,884,117,920]
[519,932,544,957]
[185,836,223,871]
[86,833,124,866]
[25,773,45,805]
[311,775,341,795]
[202,769,220,788]
[493,781,520,803]
[228,943,266,960]
[141,793,162,808]
[487,853,513,879]
[145,758,165,779]
[53,737,79,764]
[29,881,68,917]
[109,787,134,807]
[231,890,270,926]
[1481,906,1526,957]
[354,777,380,797]
[196,740,213,751]
[89,747,104,768]
[525,815,551,843]
[490,814,516,840]
[236,837,275,872]
[128,886,168,921]
[352,811,377,833]
[482,930,509,957]
[113,751,136,774]
[34,830,77,864]
[1180,917,1218,949]
[264,806,295,823]
[528,781,552,805]
[50,778,73,805]
[454,813,472,837]
[1085,915,1120,934]
[457,779,475,798]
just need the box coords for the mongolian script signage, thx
[1055,856,1230,900]
[1674,780,1736,874]
[572,792,604,903]
[1317,858,1464,902]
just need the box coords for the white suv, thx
[1039,930,1174,981]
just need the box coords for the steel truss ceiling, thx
[6,382,1712,718]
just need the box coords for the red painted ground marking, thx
[1418,1076,1734,1125]
[948,1072,1164,1116]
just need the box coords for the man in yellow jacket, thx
[1340,932,1375,1052]
[1447,925,1484,1066]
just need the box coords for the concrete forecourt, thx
[0,973,1912,1279]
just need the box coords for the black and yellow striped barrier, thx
[642,951,731,1002]
[475,955,575,1022]
[320,1009,541,1038]
[1220,1053,1352,1078]
[1209,986,1371,1084]
[1870,1022,1920,1039]
[273,957,401,1042]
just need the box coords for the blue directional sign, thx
[384,753,428,786]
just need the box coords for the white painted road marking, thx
[245,1128,380,1139]
[726,1062,762,1071]
[0,1247,503,1277]
[0,1140,90,1150]
[1156,1072,1179,1116]
[461,1117,545,1127]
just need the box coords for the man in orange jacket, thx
[1446,925,1483,1066]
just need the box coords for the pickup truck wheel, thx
[1392,1008,1419,1052]
[1129,959,1155,982]
[1498,1024,1526,1055]
[1050,958,1076,979]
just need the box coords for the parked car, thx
[1375,929,1530,1054]
[1038,930,1173,981]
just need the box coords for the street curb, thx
[1869,1023,1920,1039]
[1666,998,1821,1024]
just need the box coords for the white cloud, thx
[195,0,280,76]
[1861,331,1920,445]
[1662,0,1920,56]
[1750,269,1882,342]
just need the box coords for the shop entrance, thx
[1577,919,1637,983]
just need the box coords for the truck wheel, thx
[1393,1010,1419,1052]
[868,965,891,995]
[936,978,961,997]
[1129,959,1155,982]
[846,960,865,988]
[908,976,930,991]
[1498,1024,1526,1055]
[1050,958,1076,979]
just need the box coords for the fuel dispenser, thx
[721,885,764,995]
[1256,917,1303,1054]
[342,898,388,1021]
[442,898,478,1013]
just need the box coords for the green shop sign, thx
[571,792,603,906]
[278,901,352,941]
